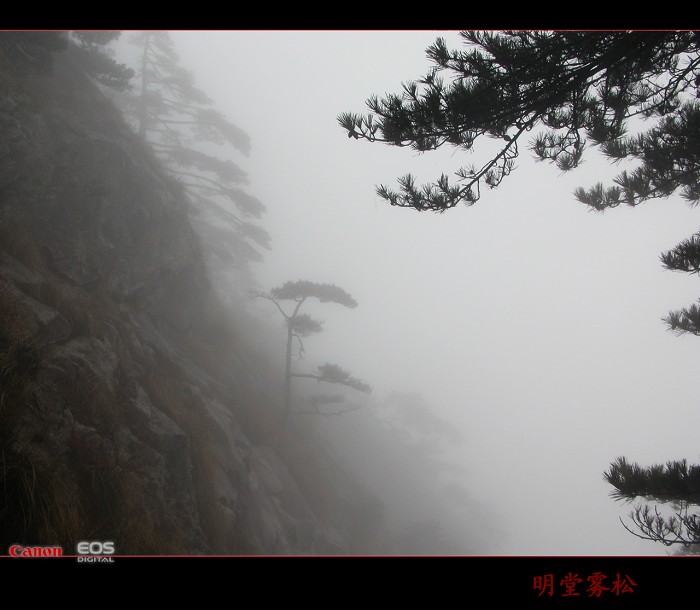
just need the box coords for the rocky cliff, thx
[0,34,379,555]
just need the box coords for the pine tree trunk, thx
[284,320,293,416]
[137,33,150,139]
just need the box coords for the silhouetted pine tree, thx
[118,32,270,272]
[255,281,370,416]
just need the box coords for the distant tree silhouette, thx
[117,32,270,271]
[0,32,67,74]
[380,392,462,452]
[0,31,133,88]
[67,32,134,91]
[255,280,370,416]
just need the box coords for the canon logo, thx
[9,545,63,558]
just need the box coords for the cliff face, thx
[0,35,371,554]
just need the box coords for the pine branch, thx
[663,300,700,336]
[341,32,700,211]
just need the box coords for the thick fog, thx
[130,31,699,555]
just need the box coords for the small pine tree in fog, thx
[255,281,370,416]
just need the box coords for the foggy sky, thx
[163,31,700,555]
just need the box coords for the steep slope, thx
[0,34,377,555]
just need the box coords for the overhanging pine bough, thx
[339,31,700,212]
[341,30,700,548]
[605,457,700,547]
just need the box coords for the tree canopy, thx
[269,280,358,308]
[67,32,134,91]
